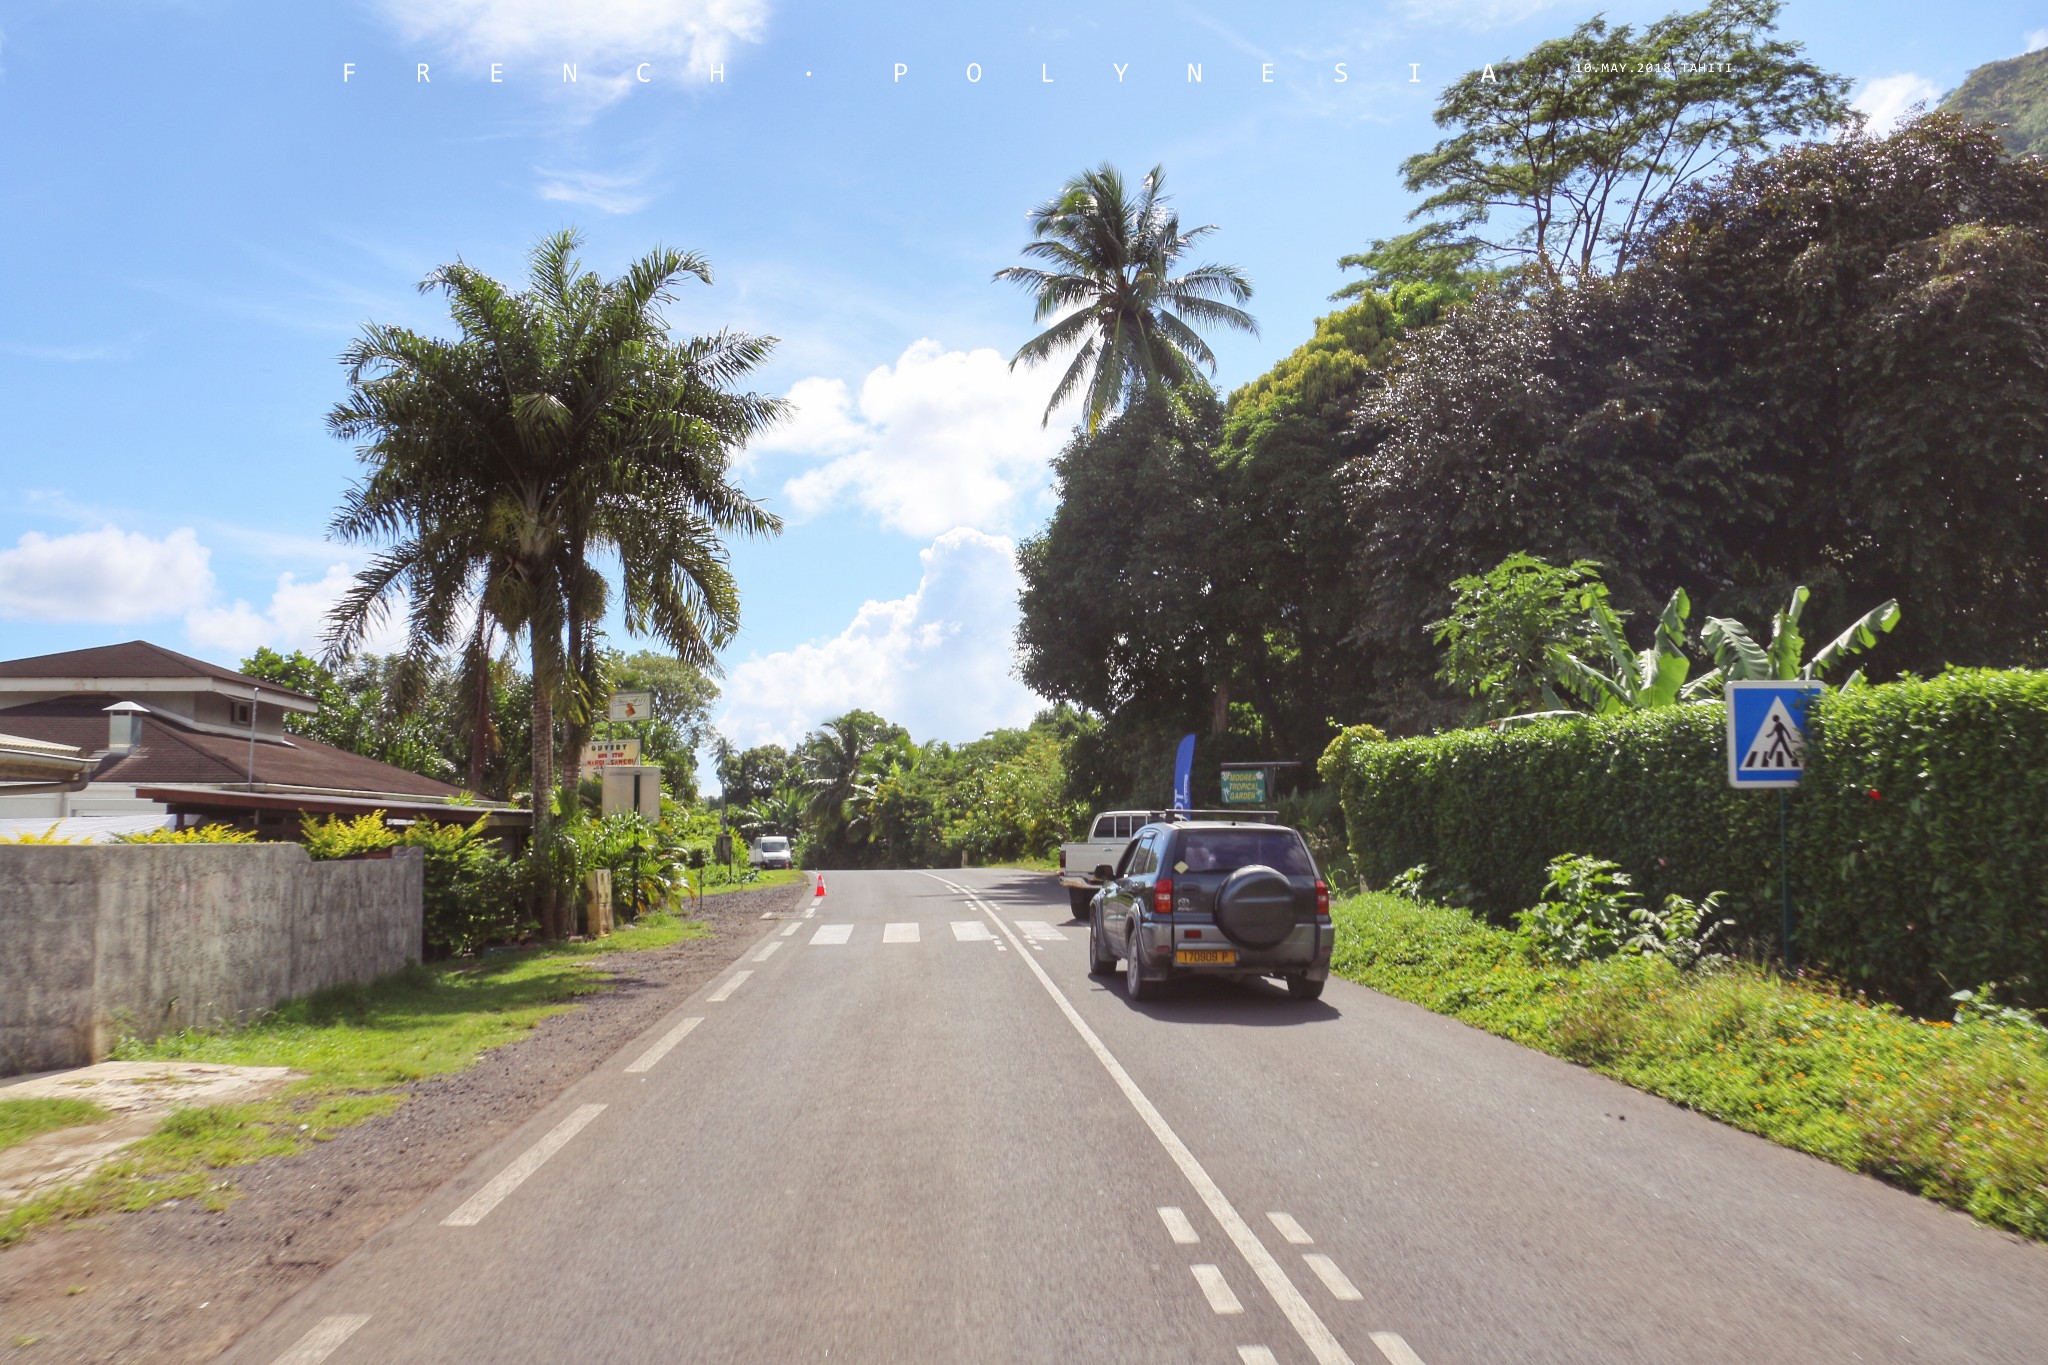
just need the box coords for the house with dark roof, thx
[0,641,525,838]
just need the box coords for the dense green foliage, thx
[1325,673,2048,1011]
[1941,45,2048,158]
[1354,117,2048,729]
[1331,892,2048,1241]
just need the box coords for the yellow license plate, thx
[1176,948,1237,965]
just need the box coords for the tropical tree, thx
[325,230,783,935]
[1392,0,1848,281]
[1696,589,1902,689]
[798,710,906,859]
[1429,555,1610,718]
[995,162,1257,434]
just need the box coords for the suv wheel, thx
[1125,932,1153,1002]
[1088,914,1117,976]
[1286,973,1325,1002]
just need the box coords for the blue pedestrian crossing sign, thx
[1725,681,1825,788]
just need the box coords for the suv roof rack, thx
[1145,809,1280,824]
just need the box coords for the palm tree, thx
[325,230,783,935]
[995,162,1257,434]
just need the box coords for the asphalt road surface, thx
[218,870,2048,1364]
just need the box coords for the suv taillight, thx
[1153,877,1174,916]
[1315,880,1329,916]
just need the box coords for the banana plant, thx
[1546,588,1695,714]
[1686,588,1900,696]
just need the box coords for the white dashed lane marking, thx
[270,1314,370,1365]
[810,924,853,945]
[780,922,801,937]
[442,1104,605,1227]
[707,971,752,1002]
[1268,1211,1313,1245]
[951,921,994,942]
[883,922,920,943]
[1371,1333,1429,1365]
[1303,1253,1364,1302]
[624,1016,701,1073]
[1193,1264,1245,1315]
[753,940,783,962]
[1159,1206,1200,1244]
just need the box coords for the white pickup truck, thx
[1057,810,1153,917]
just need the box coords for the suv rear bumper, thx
[1129,919,1333,980]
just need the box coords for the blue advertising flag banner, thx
[1725,681,1825,789]
[1173,733,1196,810]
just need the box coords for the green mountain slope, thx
[1941,47,2048,157]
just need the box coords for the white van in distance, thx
[748,835,794,870]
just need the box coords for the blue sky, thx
[2,0,2042,762]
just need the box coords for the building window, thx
[231,702,253,726]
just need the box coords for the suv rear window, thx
[1172,830,1315,877]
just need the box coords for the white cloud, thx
[0,526,214,622]
[753,340,1067,538]
[536,166,652,214]
[714,528,1040,749]
[374,0,770,75]
[184,564,409,658]
[1854,73,1941,135]
[2027,29,2048,54]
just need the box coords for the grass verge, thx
[691,865,804,897]
[0,912,708,1248]
[0,1099,110,1154]
[1331,892,2048,1240]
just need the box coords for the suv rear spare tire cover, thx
[1214,864,1295,949]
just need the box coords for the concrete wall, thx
[0,844,422,1075]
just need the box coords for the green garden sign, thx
[1220,769,1267,805]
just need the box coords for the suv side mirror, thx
[1093,864,1116,882]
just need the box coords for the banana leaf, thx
[1804,598,1902,679]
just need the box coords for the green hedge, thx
[1326,671,2048,1012]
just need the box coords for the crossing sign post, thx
[1725,680,1826,968]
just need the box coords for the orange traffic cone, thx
[814,876,827,898]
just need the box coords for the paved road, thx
[220,870,2048,1364]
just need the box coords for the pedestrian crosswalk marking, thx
[1015,920,1067,942]
[883,922,920,943]
[810,924,853,945]
[951,921,994,941]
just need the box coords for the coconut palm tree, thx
[325,230,782,934]
[995,162,1257,434]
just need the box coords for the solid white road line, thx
[1159,1205,1200,1244]
[270,1314,370,1365]
[1193,1264,1245,1315]
[707,971,752,1003]
[1239,1349,1281,1365]
[1268,1211,1313,1245]
[753,940,784,962]
[810,924,853,945]
[624,1016,701,1074]
[781,922,801,937]
[1370,1332,1429,1365]
[442,1104,606,1227]
[1303,1253,1364,1302]
[951,921,994,941]
[927,875,1356,1365]
[884,922,920,943]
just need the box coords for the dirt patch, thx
[0,882,802,1362]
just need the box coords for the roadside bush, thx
[302,812,529,957]
[1326,671,2048,1011]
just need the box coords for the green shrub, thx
[301,812,529,957]
[113,824,256,844]
[1328,670,2048,1011]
